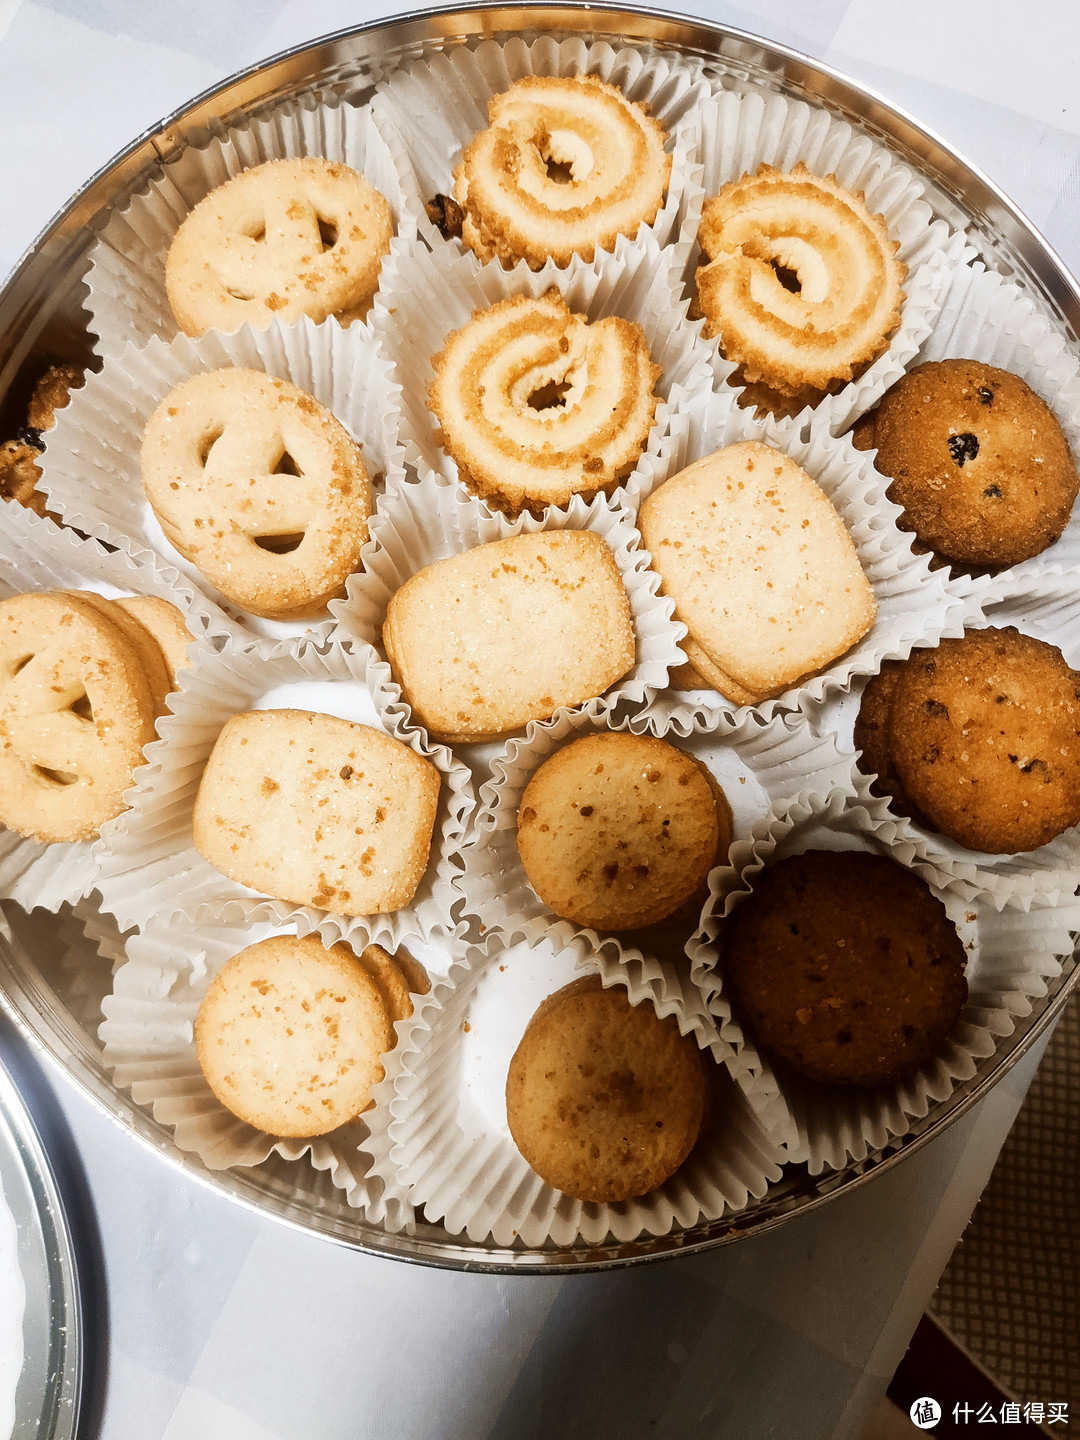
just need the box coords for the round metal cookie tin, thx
[0,4,1077,1272]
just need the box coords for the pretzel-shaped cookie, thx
[428,289,661,515]
[141,369,372,619]
[165,158,393,336]
[0,591,159,843]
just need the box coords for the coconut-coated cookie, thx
[724,849,968,1086]
[516,732,732,931]
[867,359,1079,568]
[505,976,707,1202]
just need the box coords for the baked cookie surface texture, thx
[724,850,968,1086]
[428,289,661,516]
[192,709,441,915]
[695,163,905,401]
[453,74,671,269]
[639,440,875,704]
[505,976,707,1202]
[516,732,731,930]
[165,157,393,334]
[382,530,635,742]
[141,368,372,619]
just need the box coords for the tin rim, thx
[0,3,1077,1272]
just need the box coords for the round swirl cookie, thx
[428,289,661,515]
[141,368,372,619]
[695,163,905,408]
[451,74,671,269]
[165,157,393,335]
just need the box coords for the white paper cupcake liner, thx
[0,504,215,911]
[92,634,474,949]
[371,36,709,271]
[689,789,1080,1172]
[85,95,421,357]
[816,571,1080,909]
[369,230,711,517]
[625,392,965,729]
[330,467,685,767]
[366,932,788,1246]
[40,316,407,644]
[99,912,457,1219]
[691,87,970,433]
[897,259,1080,582]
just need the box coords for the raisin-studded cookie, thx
[141,368,372,619]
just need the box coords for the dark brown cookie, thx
[853,660,908,810]
[724,849,968,1086]
[888,627,1080,853]
[870,359,1079,568]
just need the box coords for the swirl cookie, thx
[516,732,732,931]
[856,360,1079,568]
[382,530,635,743]
[0,591,162,843]
[165,157,393,335]
[141,369,372,619]
[428,290,661,516]
[193,709,441,916]
[695,164,905,403]
[506,976,707,1202]
[195,934,395,1137]
[725,850,968,1086]
[452,74,671,269]
[639,441,875,704]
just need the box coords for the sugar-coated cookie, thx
[505,976,707,1202]
[193,708,441,915]
[195,934,393,1137]
[165,157,393,335]
[114,595,195,690]
[639,440,875,703]
[141,368,372,619]
[382,530,635,742]
[724,850,968,1086]
[516,732,731,930]
[358,943,414,1027]
[864,359,1079,568]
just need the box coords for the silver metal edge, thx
[0,1046,82,1436]
[0,2,1077,1272]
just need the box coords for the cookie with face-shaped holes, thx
[141,368,372,619]
[165,157,393,335]
[0,590,160,843]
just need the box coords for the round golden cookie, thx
[724,850,968,1086]
[358,943,414,1028]
[141,368,372,619]
[888,628,1080,854]
[870,359,1079,567]
[505,976,707,1202]
[165,157,393,336]
[113,595,194,691]
[0,590,159,843]
[516,732,728,931]
[695,163,905,398]
[195,934,393,1138]
[427,289,661,516]
[65,590,172,720]
[452,74,671,269]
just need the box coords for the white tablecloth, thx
[1,2,1077,1436]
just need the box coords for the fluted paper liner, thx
[0,504,214,911]
[369,229,712,516]
[41,316,407,644]
[364,933,788,1246]
[99,912,458,1219]
[93,634,474,947]
[626,393,966,729]
[816,572,1080,909]
[372,36,709,272]
[901,259,1080,582]
[330,467,686,762]
[85,96,421,357]
[689,789,1080,1172]
[692,87,970,433]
